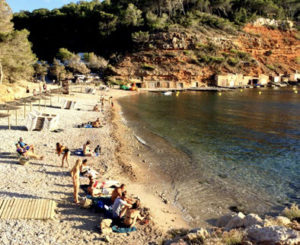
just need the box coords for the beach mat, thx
[111,225,137,233]
[0,199,56,220]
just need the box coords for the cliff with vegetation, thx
[2,0,300,86]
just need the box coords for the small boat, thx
[278,83,287,87]
[163,91,172,96]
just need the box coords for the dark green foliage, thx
[0,0,36,83]
[141,63,155,71]
[11,0,298,62]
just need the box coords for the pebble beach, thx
[0,87,189,245]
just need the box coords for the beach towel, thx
[74,149,84,156]
[111,225,137,233]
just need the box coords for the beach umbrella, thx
[33,95,49,110]
[43,93,54,106]
[5,101,27,124]
[0,104,20,129]
[19,97,39,114]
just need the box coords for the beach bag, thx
[19,157,30,165]
[80,198,92,208]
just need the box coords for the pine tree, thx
[0,0,36,84]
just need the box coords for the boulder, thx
[100,219,112,233]
[225,212,246,230]
[244,213,263,228]
[216,214,235,227]
[247,225,300,244]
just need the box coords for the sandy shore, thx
[0,86,189,245]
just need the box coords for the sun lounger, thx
[60,99,77,110]
[25,111,59,131]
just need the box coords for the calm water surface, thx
[119,88,300,224]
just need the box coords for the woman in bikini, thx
[122,200,144,228]
[56,143,70,167]
[80,159,98,184]
[70,159,82,204]
[83,140,93,156]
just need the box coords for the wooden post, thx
[7,110,10,130]
[15,110,18,126]
[39,99,41,111]
[24,103,26,118]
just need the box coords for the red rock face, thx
[114,26,300,86]
[238,25,300,75]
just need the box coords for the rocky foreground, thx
[165,208,300,245]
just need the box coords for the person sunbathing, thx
[87,179,119,197]
[83,140,93,156]
[111,184,126,203]
[80,159,98,184]
[122,200,144,228]
[18,137,34,153]
[16,144,43,160]
[92,118,101,128]
[70,159,82,204]
[93,104,100,112]
[56,143,70,167]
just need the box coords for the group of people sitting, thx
[70,158,145,229]
[83,140,101,157]
[16,137,44,160]
[77,118,103,128]
[56,140,101,167]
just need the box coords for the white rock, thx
[247,225,300,244]
[225,212,246,230]
[244,213,263,228]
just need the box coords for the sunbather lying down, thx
[16,143,43,160]
[87,179,119,197]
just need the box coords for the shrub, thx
[265,50,272,56]
[282,203,300,220]
[141,63,155,71]
[183,50,192,56]
[296,56,300,64]
[131,31,149,44]
[222,230,244,245]
[227,57,239,66]
[230,49,250,60]
[210,56,225,64]
[164,52,176,58]
[266,64,275,71]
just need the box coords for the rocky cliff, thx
[112,24,300,86]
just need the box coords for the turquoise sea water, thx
[119,87,300,224]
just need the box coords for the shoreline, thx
[111,91,191,231]
[0,86,189,244]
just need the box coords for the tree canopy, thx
[0,0,36,84]
[12,0,299,61]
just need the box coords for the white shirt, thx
[112,197,127,217]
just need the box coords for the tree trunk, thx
[0,62,3,84]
